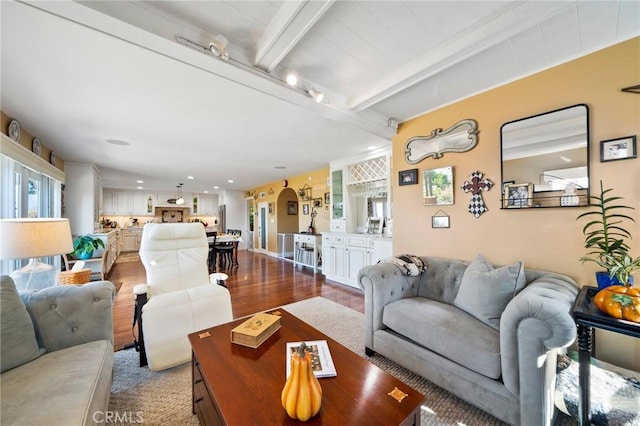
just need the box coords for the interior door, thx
[258,202,268,253]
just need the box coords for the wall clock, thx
[32,138,41,156]
[8,119,20,142]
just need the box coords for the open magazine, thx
[285,340,337,378]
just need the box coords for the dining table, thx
[207,234,242,268]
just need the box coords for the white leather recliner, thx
[133,223,233,371]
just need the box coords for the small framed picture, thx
[324,192,330,205]
[303,204,310,215]
[600,135,637,162]
[268,202,274,214]
[312,198,322,208]
[259,191,266,199]
[399,168,418,186]
[503,183,533,208]
[502,180,515,194]
[287,201,298,215]
[432,216,450,228]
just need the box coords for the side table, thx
[571,286,640,426]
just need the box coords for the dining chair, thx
[206,231,217,272]
[214,234,234,267]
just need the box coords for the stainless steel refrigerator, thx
[218,204,226,233]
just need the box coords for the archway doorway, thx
[276,188,298,260]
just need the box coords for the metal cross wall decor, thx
[461,171,493,218]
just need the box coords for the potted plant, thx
[577,181,639,288]
[72,235,105,260]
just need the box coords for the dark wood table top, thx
[189,309,425,425]
[572,286,640,337]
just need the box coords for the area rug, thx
[109,296,506,425]
[115,253,140,264]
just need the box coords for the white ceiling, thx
[1,1,638,193]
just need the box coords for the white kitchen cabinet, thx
[104,190,153,215]
[102,190,116,214]
[294,233,322,274]
[322,232,392,288]
[121,228,142,251]
[192,194,217,216]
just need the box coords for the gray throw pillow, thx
[454,255,526,330]
[1,275,45,373]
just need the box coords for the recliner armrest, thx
[133,283,148,295]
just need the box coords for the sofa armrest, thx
[20,281,115,353]
[358,263,421,351]
[500,275,579,424]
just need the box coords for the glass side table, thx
[571,286,640,426]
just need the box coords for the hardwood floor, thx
[107,250,364,351]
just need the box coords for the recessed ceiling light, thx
[187,176,194,180]
[227,180,234,183]
[106,139,130,146]
[213,186,219,189]
[367,146,377,150]
[204,190,209,194]
[137,186,143,190]
[136,180,144,184]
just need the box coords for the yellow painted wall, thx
[393,37,640,369]
[249,168,330,252]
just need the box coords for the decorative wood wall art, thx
[461,171,493,218]
[405,119,478,163]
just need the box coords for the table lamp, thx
[0,218,73,291]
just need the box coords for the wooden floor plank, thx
[107,250,364,351]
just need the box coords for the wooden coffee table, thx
[188,309,425,425]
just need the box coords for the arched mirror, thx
[500,104,590,208]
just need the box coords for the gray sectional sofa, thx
[1,276,115,426]
[358,255,579,426]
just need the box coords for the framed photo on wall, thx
[399,168,418,186]
[303,204,310,215]
[324,192,330,205]
[268,202,274,214]
[503,183,533,208]
[312,198,322,208]
[287,201,298,215]
[600,135,637,162]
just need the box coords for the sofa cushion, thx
[0,276,45,373]
[454,255,525,330]
[383,297,502,379]
[0,340,114,426]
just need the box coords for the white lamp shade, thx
[0,218,73,260]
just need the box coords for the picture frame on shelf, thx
[399,168,418,186]
[600,135,637,162]
[503,183,533,208]
[502,180,515,195]
[287,201,298,215]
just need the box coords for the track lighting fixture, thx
[286,73,298,87]
[308,88,324,103]
[208,34,229,60]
